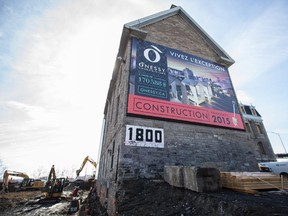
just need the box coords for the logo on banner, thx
[143,45,162,63]
[134,39,170,101]
[137,44,166,75]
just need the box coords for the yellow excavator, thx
[20,178,45,191]
[2,170,44,192]
[42,165,65,200]
[76,156,97,179]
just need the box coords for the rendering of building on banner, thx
[96,5,275,215]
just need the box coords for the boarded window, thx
[110,141,115,170]
[241,106,245,114]
[115,95,120,125]
[257,142,266,155]
[256,124,263,134]
[245,122,251,133]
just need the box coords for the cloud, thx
[1,0,287,172]
[0,0,159,172]
[235,90,254,105]
[1,0,171,120]
[228,2,288,87]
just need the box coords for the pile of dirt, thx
[86,179,288,216]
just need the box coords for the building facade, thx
[239,103,275,162]
[96,6,276,215]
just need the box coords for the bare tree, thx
[58,167,74,178]
[0,159,7,191]
[0,159,7,179]
[32,166,48,179]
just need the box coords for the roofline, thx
[124,5,235,66]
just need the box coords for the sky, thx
[0,0,288,177]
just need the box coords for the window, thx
[115,146,120,182]
[176,85,182,100]
[244,106,252,115]
[251,108,257,116]
[257,142,266,155]
[110,141,115,170]
[245,122,251,133]
[114,95,120,125]
[109,96,114,124]
[101,154,107,177]
[240,106,245,114]
[118,65,123,89]
[256,124,263,134]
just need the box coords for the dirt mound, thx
[86,179,288,216]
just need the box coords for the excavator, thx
[2,170,44,192]
[76,156,97,180]
[41,165,66,200]
[20,178,45,191]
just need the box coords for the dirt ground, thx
[86,179,288,216]
[0,182,90,216]
[1,179,288,216]
[0,191,42,212]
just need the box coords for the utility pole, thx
[268,131,287,154]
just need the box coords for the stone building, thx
[96,5,276,215]
[239,103,275,162]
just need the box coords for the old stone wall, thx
[142,15,223,66]
[116,118,259,180]
[96,12,275,215]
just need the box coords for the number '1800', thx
[128,127,162,142]
[125,125,164,148]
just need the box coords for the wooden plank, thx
[220,171,288,191]
[230,188,258,194]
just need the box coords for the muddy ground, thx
[87,179,288,216]
[0,182,90,216]
[1,179,288,216]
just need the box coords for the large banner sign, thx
[128,37,244,130]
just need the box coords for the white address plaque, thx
[125,125,164,148]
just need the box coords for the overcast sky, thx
[1,0,288,177]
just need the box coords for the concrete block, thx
[183,166,220,192]
[164,165,184,187]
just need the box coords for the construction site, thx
[1,4,288,216]
[0,156,97,215]
[1,171,288,215]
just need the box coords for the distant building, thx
[96,6,276,215]
[239,103,276,162]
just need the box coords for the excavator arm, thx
[42,165,65,199]
[2,170,29,191]
[76,156,97,177]
[47,165,56,182]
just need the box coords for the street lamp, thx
[267,131,287,154]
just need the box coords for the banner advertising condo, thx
[128,37,244,130]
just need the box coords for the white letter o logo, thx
[143,45,162,63]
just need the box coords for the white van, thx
[258,161,288,177]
